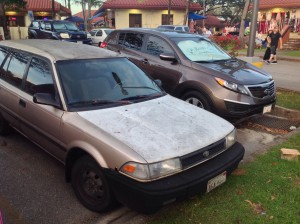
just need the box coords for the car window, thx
[45,22,52,30]
[107,31,118,45]
[175,27,182,31]
[24,57,54,95]
[118,32,125,45]
[0,51,30,88]
[104,30,113,35]
[183,27,189,32]
[146,35,174,56]
[122,33,144,51]
[53,22,79,31]
[0,47,9,68]
[90,30,97,36]
[172,37,231,61]
[96,30,102,36]
[32,21,39,28]
[40,22,45,30]
[57,58,162,109]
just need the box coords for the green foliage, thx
[276,90,300,111]
[1,0,27,9]
[209,34,242,57]
[147,132,300,224]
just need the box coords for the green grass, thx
[284,50,300,57]
[147,133,300,224]
[276,89,300,111]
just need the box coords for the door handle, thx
[141,59,148,64]
[19,99,26,108]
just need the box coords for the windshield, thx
[171,37,231,62]
[53,22,79,31]
[57,58,163,110]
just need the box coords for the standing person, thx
[263,28,273,61]
[266,26,282,64]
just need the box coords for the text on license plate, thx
[263,104,272,114]
[207,171,227,193]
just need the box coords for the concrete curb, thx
[271,105,300,121]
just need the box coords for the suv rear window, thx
[121,33,144,50]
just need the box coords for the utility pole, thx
[247,0,259,57]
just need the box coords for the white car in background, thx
[90,28,114,46]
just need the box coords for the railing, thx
[281,25,290,44]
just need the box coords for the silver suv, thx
[0,40,244,213]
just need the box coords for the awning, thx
[188,12,206,20]
[88,11,104,21]
[64,16,84,23]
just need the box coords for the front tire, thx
[182,91,212,111]
[71,155,115,212]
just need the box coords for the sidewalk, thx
[239,50,300,62]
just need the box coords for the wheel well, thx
[65,148,89,182]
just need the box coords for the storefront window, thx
[7,16,25,27]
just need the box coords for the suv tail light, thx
[100,42,108,48]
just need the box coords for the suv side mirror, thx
[160,53,177,62]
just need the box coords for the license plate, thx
[77,41,83,44]
[263,104,272,114]
[207,171,227,193]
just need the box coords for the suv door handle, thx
[19,99,26,108]
[141,59,148,64]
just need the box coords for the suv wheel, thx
[0,113,11,135]
[182,91,211,111]
[71,155,116,212]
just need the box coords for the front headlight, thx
[120,158,182,181]
[60,33,70,39]
[225,128,236,149]
[215,77,249,95]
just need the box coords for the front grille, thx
[247,81,275,98]
[70,34,86,40]
[180,139,225,169]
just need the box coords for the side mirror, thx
[33,93,61,108]
[159,53,177,62]
[154,79,162,88]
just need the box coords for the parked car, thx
[0,39,244,213]
[101,28,276,119]
[90,28,114,46]
[28,20,92,44]
[157,25,190,32]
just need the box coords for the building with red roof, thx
[93,0,202,29]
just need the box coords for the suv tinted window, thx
[107,31,118,44]
[146,35,174,56]
[123,33,144,50]
[1,51,29,88]
[25,57,53,95]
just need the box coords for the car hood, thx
[77,95,234,163]
[193,58,273,85]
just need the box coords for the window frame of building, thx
[129,14,142,28]
[162,14,173,25]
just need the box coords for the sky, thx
[56,0,99,15]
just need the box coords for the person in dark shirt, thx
[266,26,282,64]
[263,28,273,61]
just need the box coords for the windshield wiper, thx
[193,60,214,63]
[68,99,132,106]
[121,93,164,101]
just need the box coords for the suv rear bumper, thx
[104,142,245,213]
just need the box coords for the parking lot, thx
[1,113,296,224]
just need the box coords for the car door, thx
[0,49,29,130]
[19,56,65,160]
[94,29,103,44]
[140,35,183,94]
[39,21,53,39]
[114,32,154,76]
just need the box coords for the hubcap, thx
[82,170,104,199]
[185,97,204,108]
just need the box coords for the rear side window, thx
[146,35,174,56]
[122,33,144,51]
[25,57,54,95]
[0,51,30,88]
[107,31,118,44]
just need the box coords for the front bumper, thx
[104,142,245,213]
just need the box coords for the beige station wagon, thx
[0,40,244,213]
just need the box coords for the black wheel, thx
[0,113,11,135]
[71,155,115,212]
[182,91,211,111]
[98,42,101,47]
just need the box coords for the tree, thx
[238,0,250,46]
[73,0,104,30]
[0,0,26,39]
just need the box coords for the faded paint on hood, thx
[78,95,234,163]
